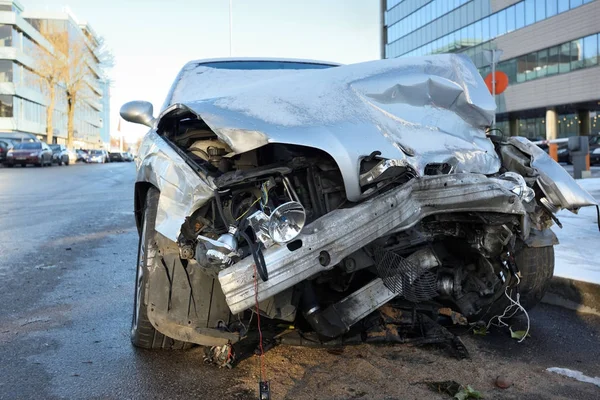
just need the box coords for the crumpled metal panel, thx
[508,137,597,210]
[157,54,501,202]
[136,130,215,240]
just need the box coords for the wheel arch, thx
[134,181,157,234]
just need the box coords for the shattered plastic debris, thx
[547,367,600,388]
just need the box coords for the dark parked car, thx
[6,141,53,167]
[0,139,13,164]
[49,144,70,165]
[109,152,125,162]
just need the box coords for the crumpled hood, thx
[161,54,501,201]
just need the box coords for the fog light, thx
[268,201,306,244]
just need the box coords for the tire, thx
[483,245,554,320]
[131,187,192,350]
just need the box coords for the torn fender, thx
[136,130,216,241]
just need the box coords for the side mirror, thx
[120,101,155,127]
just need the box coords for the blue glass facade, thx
[383,0,600,138]
[385,0,595,60]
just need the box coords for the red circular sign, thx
[484,71,509,95]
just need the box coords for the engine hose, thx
[239,227,269,282]
[213,190,230,228]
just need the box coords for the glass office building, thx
[383,0,600,139]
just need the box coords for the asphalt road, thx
[0,163,599,400]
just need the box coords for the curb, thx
[542,276,600,316]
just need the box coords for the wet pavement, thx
[0,162,599,400]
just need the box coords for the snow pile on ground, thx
[547,367,600,387]
[553,178,600,284]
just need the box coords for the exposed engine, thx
[161,115,544,335]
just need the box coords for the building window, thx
[0,60,12,82]
[0,24,12,46]
[525,0,536,25]
[571,39,585,70]
[0,95,13,117]
[536,0,547,21]
[558,42,572,73]
[547,0,558,17]
[0,5,12,11]
[558,0,570,13]
[516,55,528,83]
[537,49,548,78]
[525,52,538,80]
[583,34,598,67]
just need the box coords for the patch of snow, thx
[553,178,600,284]
[547,367,600,387]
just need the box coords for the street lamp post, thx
[229,0,233,56]
[483,49,503,128]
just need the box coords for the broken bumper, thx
[218,173,527,315]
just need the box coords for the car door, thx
[42,143,51,163]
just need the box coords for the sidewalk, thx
[553,177,600,285]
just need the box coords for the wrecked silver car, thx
[121,55,597,351]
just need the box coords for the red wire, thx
[253,264,266,382]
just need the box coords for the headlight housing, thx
[267,201,306,244]
[498,172,535,203]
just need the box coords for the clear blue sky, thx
[24,0,382,140]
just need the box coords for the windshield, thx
[14,142,41,150]
[90,150,102,155]
[49,144,61,151]
[198,61,336,70]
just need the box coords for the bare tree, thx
[30,31,67,144]
[31,25,113,148]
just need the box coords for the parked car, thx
[0,139,13,164]
[122,152,134,162]
[109,152,125,162]
[49,144,71,165]
[87,149,109,163]
[5,141,53,167]
[119,56,597,352]
[76,149,89,163]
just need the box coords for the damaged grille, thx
[373,248,438,302]
[424,163,453,176]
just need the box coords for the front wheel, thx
[131,187,192,350]
[481,245,554,321]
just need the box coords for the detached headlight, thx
[498,172,535,203]
[267,201,306,244]
[7,150,13,156]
